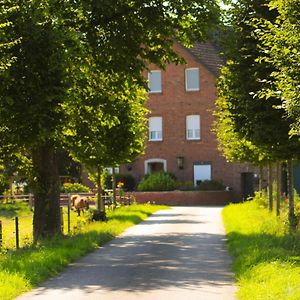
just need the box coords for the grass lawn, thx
[0,203,167,300]
[223,200,300,300]
[0,202,92,249]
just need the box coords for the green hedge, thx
[137,172,176,191]
[61,182,90,193]
[197,179,225,191]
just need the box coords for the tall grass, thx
[223,199,300,300]
[0,204,167,300]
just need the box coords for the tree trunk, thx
[32,145,61,242]
[259,164,264,191]
[287,159,297,231]
[112,167,117,207]
[268,162,273,212]
[276,161,281,217]
[96,165,106,220]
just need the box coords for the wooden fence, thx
[0,192,134,251]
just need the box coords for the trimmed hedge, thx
[137,172,176,191]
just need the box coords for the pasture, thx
[0,201,92,250]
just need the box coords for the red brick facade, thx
[120,43,254,199]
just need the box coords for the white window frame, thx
[186,115,201,140]
[144,159,167,174]
[148,70,162,93]
[193,163,212,186]
[149,116,163,141]
[185,68,200,91]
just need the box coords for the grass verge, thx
[223,200,300,300]
[0,204,167,300]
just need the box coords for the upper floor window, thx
[149,117,163,141]
[186,115,200,140]
[185,68,200,91]
[148,70,162,93]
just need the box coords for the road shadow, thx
[31,211,234,296]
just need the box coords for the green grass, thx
[223,200,300,300]
[0,203,168,300]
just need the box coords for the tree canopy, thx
[0,0,221,239]
[256,0,300,135]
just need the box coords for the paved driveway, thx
[18,207,236,300]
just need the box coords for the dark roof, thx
[184,42,224,76]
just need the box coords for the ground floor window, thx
[193,163,211,186]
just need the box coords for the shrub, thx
[61,182,90,193]
[137,172,176,191]
[104,173,136,191]
[176,181,195,191]
[197,179,225,191]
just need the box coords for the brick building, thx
[120,42,255,199]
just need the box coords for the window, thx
[193,163,211,186]
[185,68,200,91]
[148,70,162,93]
[104,167,120,175]
[149,117,163,141]
[186,115,200,140]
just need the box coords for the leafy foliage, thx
[256,0,300,135]
[0,1,20,72]
[137,172,177,191]
[197,179,225,191]
[60,182,90,193]
[216,0,300,159]
[0,0,220,239]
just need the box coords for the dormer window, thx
[185,68,200,91]
[148,70,162,93]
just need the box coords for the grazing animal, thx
[71,194,90,216]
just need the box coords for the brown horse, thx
[71,194,90,216]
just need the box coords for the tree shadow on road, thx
[33,211,234,296]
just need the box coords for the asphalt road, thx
[17,206,236,300]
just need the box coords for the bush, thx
[197,179,225,191]
[137,172,176,191]
[104,173,136,191]
[176,181,195,191]
[61,182,90,193]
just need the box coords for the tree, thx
[216,0,300,229]
[256,0,300,227]
[214,63,271,198]
[214,64,271,165]
[0,0,78,240]
[0,0,220,240]
[65,69,147,218]
[0,1,19,71]
[257,0,300,135]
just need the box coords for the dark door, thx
[149,162,164,173]
[241,172,254,200]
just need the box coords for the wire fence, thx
[0,192,134,252]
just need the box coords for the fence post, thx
[0,220,2,249]
[15,217,19,249]
[29,193,33,211]
[60,206,64,234]
[67,193,71,234]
